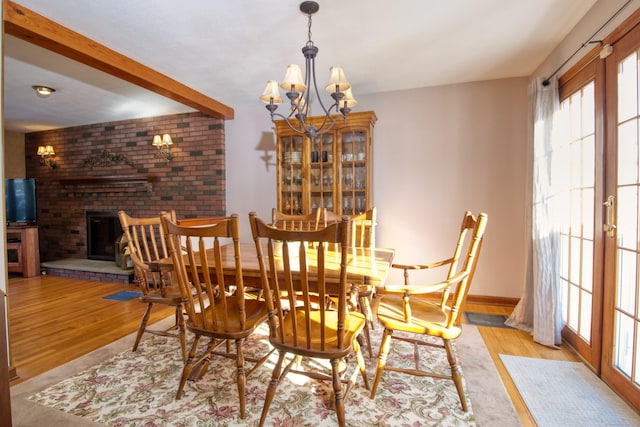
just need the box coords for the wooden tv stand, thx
[6,225,40,277]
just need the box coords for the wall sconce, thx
[32,85,56,98]
[152,134,173,162]
[37,145,58,170]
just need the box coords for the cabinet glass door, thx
[280,135,303,214]
[341,131,367,214]
[310,134,335,212]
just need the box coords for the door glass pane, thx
[616,249,637,314]
[617,186,638,250]
[570,236,581,283]
[582,83,595,133]
[582,239,593,292]
[617,119,639,186]
[580,290,592,341]
[618,53,638,122]
[582,188,594,240]
[583,136,596,189]
[569,283,580,330]
[615,311,634,377]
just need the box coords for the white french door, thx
[558,61,604,371]
[556,13,640,412]
[601,22,640,408]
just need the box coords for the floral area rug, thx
[29,322,475,426]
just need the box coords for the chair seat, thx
[271,310,366,358]
[140,286,183,304]
[376,294,461,340]
[188,298,269,338]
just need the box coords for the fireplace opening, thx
[86,210,123,261]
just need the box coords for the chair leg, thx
[358,291,374,357]
[370,328,393,399]
[359,291,374,327]
[330,358,346,427]
[176,335,201,399]
[235,339,247,419]
[133,302,153,352]
[176,304,187,362]
[444,339,468,412]
[259,351,286,427]
[352,338,370,390]
[362,316,373,358]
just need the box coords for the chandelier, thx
[260,1,356,138]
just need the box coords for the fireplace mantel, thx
[58,175,157,186]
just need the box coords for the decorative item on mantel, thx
[82,150,135,168]
[152,134,173,162]
[260,1,357,138]
[37,145,57,170]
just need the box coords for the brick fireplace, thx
[25,112,226,263]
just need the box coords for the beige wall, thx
[226,77,529,299]
[3,131,25,179]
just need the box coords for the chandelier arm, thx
[269,111,307,136]
[306,50,336,135]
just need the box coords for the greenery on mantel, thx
[82,150,135,168]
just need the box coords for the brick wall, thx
[25,112,226,261]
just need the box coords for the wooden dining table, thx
[154,242,395,291]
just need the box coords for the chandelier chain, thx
[307,14,313,46]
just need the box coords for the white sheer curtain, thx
[506,77,564,347]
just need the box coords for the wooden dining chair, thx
[161,214,273,420]
[118,210,186,362]
[321,207,378,356]
[271,208,322,231]
[349,207,377,356]
[249,212,369,427]
[369,211,488,412]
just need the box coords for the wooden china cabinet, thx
[275,111,377,216]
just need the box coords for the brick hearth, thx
[41,259,134,284]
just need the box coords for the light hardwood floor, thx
[7,275,581,426]
[6,275,174,385]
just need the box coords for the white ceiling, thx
[4,0,599,133]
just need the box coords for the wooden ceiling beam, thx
[3,0,234,120]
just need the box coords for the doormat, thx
[463,311,512,328]
[500,355,640,426]
[102,290,142,301]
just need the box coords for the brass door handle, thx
[603,195,616,237]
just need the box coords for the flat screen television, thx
[6,178,37,225]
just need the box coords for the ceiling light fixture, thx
[32,85,56,98]
[260,1,356,138]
